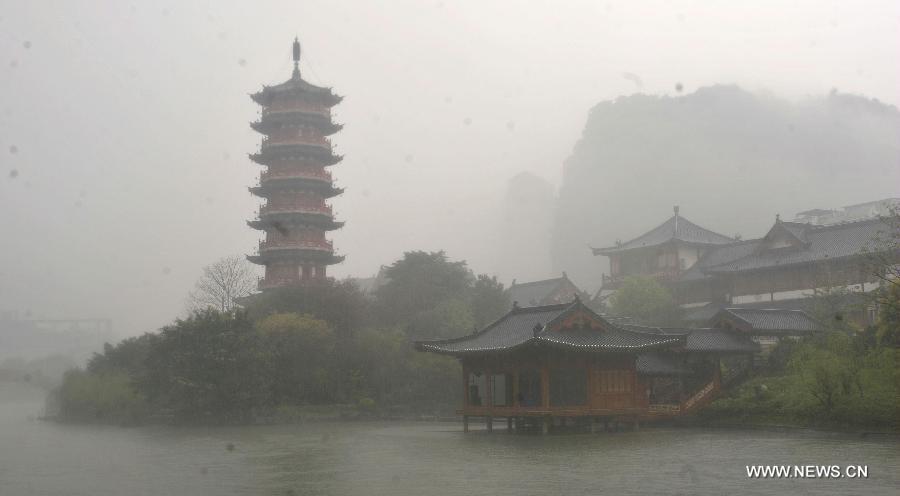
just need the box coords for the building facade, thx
[247,38,344,289]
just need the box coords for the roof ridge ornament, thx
[532,323,544,337]
[292,37,301,79]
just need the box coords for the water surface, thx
[2,384,897,495]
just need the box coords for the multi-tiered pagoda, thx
[247,38,344,289]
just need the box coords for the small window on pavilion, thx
[517,369,542,407]
[549,368,587,407]
[468,372,487,406]
[491,373,514,407]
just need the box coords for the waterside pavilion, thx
[415,298,758,433]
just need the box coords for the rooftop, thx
[594,209,733,256]
[705,218,891,274]
[507,273,583,306]
[712,308,822,333]
[415,300,683,356]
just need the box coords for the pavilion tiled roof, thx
[622,324,759,353]
[415,301,683,356]
[705,218,891,273]
[714,308,821,334]
[594,214,733,255]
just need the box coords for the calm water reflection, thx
[2,384,898,496]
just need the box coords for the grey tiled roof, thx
[507,277,566,306]
[507,274,584,306]
[636,353,688,375]
[677,239,760,282]
[622,325,759,353]
[415,301,682,355]
[706,219,892,273]
[594,215,733,255]
[715,308,821,333]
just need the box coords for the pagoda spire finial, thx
[292,37,301,78]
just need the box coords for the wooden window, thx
[599,370,632,393]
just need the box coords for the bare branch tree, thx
[187,256,258,313]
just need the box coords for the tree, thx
[608,276,681,326]
[875,283,900,347]
[243,278,367,338]
[255,313,337,404]
[140,309,270,422]
[374,251,473,325]
[187,256,257,313]
[861,205,900,293]
[470,274,510,328]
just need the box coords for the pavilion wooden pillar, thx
[540,363,551,435]
[485,367,493,433]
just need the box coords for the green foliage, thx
[140,310,271,423]
[255,313,337,404]
[875,283,900,347]
[244,278,367,338]
[405,298,475,339]
[55,369,147,423]
[56,250,504,424]
[706,331,899,428]
[470,274,511,328]
[374,250,473,325]
[608,276,681,325]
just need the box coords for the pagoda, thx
[247,38,344,289]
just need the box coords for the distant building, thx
[507,273,587,307]
[592,206,734,292]
[709,308,821,355]
[593,205,897,327]
[792,198,899,226]
[247,38,345,289]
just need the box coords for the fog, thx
[2,0,899,338]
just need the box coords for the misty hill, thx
[551,85,900,290]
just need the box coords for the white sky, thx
[1,0,898,337]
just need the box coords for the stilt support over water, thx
[506,417,513,433]
[463,415,469,433]
[486,416,493,433]
[542,416,551,435]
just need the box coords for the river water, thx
[1,383,897,496]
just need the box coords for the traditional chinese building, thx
[415,298,757,433]
[592,206,735,294]
[709,308,821,355]
[593,207,895,327]
[247,38,344,289]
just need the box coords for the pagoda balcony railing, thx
[261,104,330,118]
[259,169,332,183]
[258,276,298,290]
[259,239,333,252]
[261,136,331,149]
[258,204,333,216]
